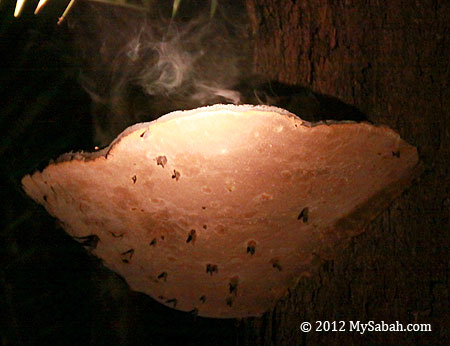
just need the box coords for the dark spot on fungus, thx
[166,298,177,308]
[206,264,218,275]
[200,295,206,303]
[226,297,234,307]
[74,235,99,249]
[392,150,400,158]
[172,170,181,181]
[132,175,137,183]
[247,240,256,255]
[297,207,309,223]
[149,238,157,246]
[203,225,207,230]
[157,272,168,281]
[186,229,196,244]
[140,130,146,138]
[156,156,167,168]
[161,235,165,240]
[271,258,282,271]
[109,232,124,238]
[229,276,239,295]
[105,146,113,159]
[121,249,134,263]
[202,206,206,210]
[43,195,47,202]
[158,295,165,300]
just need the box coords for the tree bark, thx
[240,0,449,345]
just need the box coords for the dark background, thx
[1,0,449,345]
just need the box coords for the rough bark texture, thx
[241,0,449,345]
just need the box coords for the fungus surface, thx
[22,104,419,318]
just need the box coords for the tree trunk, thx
[240,0,449,345]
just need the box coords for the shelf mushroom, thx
[22,104,419,318]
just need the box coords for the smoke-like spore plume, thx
[68,0,253,145]
[68,0,367,146]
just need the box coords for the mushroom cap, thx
[22,104,419,318]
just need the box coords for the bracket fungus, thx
[22,104,419,318]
